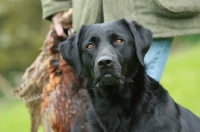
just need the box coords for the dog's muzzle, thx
[96,74,124,89]
[94,54,123,88]
[96,56,115,85]
[100,74,118,85]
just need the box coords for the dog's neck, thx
[86,66,161,131]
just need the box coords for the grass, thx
[0,100,43,132]
[0,100,31,132]
[0,40,200,131]
[161,42,200,117]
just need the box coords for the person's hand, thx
[52,12,66,38]
[52,9,73,38]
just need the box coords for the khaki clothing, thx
[41,0,200,38]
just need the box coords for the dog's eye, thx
[115,39,123,45]
[86,43,95,49]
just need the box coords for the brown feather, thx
[13,9,89,132]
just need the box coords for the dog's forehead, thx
[83,20,130,37]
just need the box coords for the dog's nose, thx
[98,56,113,68]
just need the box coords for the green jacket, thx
[41,0,200,38]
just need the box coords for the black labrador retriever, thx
[59,19,200,132]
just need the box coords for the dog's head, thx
[59,19,152,88]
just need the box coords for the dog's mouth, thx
[95,74,124,88]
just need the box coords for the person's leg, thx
[144,38,174,82]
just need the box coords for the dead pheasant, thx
[13,9,89,132]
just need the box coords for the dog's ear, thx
[59,31,82,76]
[124,19,153,66]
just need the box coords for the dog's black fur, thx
[59,19,200,132]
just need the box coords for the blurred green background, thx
[0,0,200,132]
